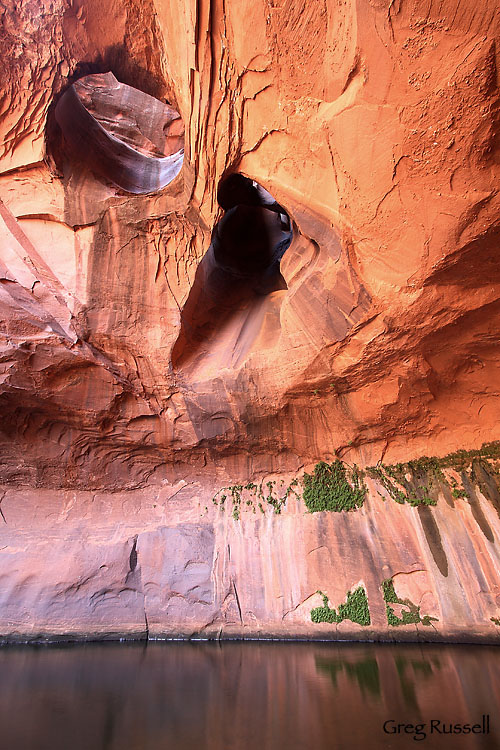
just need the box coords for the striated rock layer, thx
[55,72,185,194]
[0,0,499,641]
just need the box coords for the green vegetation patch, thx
[366,464,438,507]
[435,441,500,470]
[381,578,437,627]
[366,441,500,507]
[303,460,367,512]
[490,616,500,626]
[311,586,371,626]
[211,441,500,520]
[449,476,468,499]
[212,478,300,520]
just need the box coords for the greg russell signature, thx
[383,715,490,741]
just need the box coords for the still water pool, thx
[0,641,498,750]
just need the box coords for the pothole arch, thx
[53,72,184,194]
[171,174,293,372]
[213,173,292,286]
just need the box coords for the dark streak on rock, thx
[232,579,243,623]
[129,536,138,573]
[440,480,455,508]
[471,459,500,523]
[417,506,448,578]
[462,470,494,542]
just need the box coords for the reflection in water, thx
[315,656,381,698]
[0,642,499,750]
[394,655,440,710]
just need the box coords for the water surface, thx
[0,641,498,749]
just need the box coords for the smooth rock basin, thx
[55,72,184,194]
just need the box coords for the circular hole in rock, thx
[213,174,292,285]
[54,72,184,194]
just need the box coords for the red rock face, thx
[0,0,499,641]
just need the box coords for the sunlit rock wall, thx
[0,0,499,641]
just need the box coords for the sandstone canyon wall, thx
[0,0,500,641]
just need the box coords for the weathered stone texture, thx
[0,0,499,640]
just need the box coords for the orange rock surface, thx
[0,0,499,641]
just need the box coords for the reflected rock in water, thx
[0,643,497,750]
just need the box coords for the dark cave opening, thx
[171,174,293,371]
[213,173,292,285]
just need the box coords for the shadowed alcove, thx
[171,174,293,373]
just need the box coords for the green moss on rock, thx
[212,476,300,519]
[367,441,500,508]
[381,578,437,627]
[311,586,371,626]
[303,460,366,512]
[366,466,437,507]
